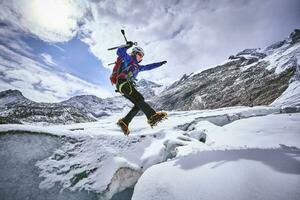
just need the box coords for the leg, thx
[122,104,140,125]
[120,81,156,120]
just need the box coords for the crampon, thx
[148,112,168,128]
[117,119,130,136]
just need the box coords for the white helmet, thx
[132,46,144,57]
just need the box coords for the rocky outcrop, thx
[289,29,300,44]
[152,29,300,111]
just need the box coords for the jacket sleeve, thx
[116,47,131,63]
[139,62,162,72]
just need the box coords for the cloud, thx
[0,25,113,102]
[1,0,300,87]
[40,53,57,67]
[0,0,88,42]
[79,0,300,85]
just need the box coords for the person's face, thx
[136,53,143,62]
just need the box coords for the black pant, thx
[117,79,156,125]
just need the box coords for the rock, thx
[289,29,300,44]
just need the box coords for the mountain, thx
[136,79,164,98]
[61,95,131,118]
[153,29,300,111]
[0,79,164,124]
[61,79,164,117]
[0,89,97,125]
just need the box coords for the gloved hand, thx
[160,61,167,65]
[126,41,134,48]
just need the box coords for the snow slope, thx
[132,113,300,200]
[1,105,299,200]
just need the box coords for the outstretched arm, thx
[140,61,167,72]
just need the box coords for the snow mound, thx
[132,146,300,200]
[132,112,300,200]
[1,105,300,199]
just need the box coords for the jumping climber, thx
[110,41,168,135]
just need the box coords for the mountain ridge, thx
[152,29,300,111]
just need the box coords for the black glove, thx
[126,41,134,48]
[160,61,167,65]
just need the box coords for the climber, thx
[110,41,168,135]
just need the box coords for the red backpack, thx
[110,56,134,84]
[110,57,123,85]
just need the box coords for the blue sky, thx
[0,0,300,102]
[23,35,112,88]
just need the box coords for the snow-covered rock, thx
[0,89,97,125]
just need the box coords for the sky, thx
[0,0,300,102]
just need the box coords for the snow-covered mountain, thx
[61,95,126,118]
[61,79,164,117]
[135,79,164,98]
[0,79,164,124]
[0,89,97,125]
[153,29,300,111]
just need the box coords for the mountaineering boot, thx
[148,112,168,127]
[117,119,130,136]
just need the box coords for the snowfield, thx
[132,112,300,200]
[1,105,300,200]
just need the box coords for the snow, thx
[132,113,300,200]
[272,81,300,107]
[264,42,300,74]
[133,147,300,200]
[1,105,300,199]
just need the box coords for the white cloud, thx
[0,42,113,102]
[40,53,57,67]
[1,0,300,86]
[0,0,88,42]
[79,0,300,85]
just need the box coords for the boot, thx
[148,112,168,127]
[117,119,130,136]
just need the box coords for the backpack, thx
[110,56,135,85]
[110,57,122,85]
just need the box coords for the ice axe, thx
[121,29,127,43]
[107,29,137,51]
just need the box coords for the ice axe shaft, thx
[107,44,130,51]
[107,42,137,51]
